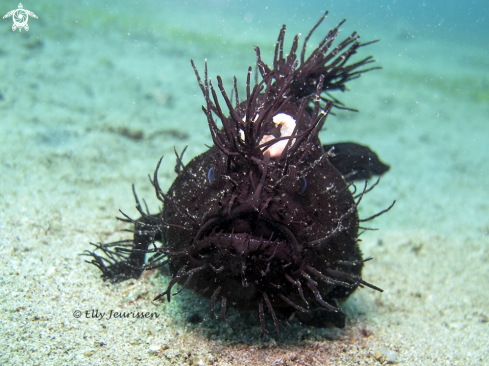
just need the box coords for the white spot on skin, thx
[273,113,296,137]
[240,113,297,158]
[259,113,296,157]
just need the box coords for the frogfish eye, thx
[300,177,307,195]
[207,166,216,184]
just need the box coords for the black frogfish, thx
[86,11,392,337]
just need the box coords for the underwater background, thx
[1,0,488,364]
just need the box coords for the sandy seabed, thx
[1,1,488,365]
